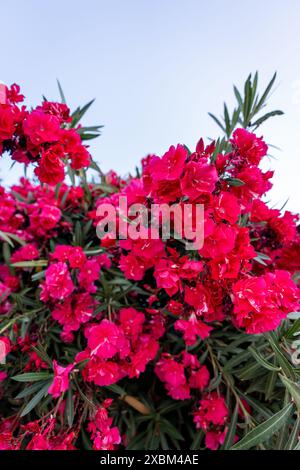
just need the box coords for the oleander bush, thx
[0,74,299,450]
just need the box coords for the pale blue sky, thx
[1,0,300,211]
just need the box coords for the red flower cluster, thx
[0,82,299,451]
[0,83,90,184]
[155,352,209,400]
[94,128,299,347]
[232,270,299,333]
[76,308,163,386]
[193,393,228,450]
[87,400,121,450]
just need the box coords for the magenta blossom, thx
[48,360,74,398]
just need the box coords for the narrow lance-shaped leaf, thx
[233,85,243,108]
[267,332,296,379]
[57,79,66,104]
[12,372,53,382]
[65,386,75,427]
[223,404,238,449]
[20,381,52,417]
[71,99,95,127]
[208,112,226,133]
[285,417,300,450]
[249,346,280,372]
[252,110,284,129]
[280,375,300,410]
[15,380,49,399]
[231,403,294,450]
[253,72,277,115]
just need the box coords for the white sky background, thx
[0,0,299,212]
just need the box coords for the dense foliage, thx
[0,74,299,451]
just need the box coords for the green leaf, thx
[15,380,48,399]
[284,317,300,340]
[160,419,184,441]
[224,177,245,187]
[208,112,226,133]
[57,79,66,104]
[2,242,11,265]
[249,346,280,372]
[94,183,118,194]
[65,386,75,427]
[253,257,268,266]
[233,86,243,108]
[238,393,273,419]
[66,161,76,185]
[127,430,148,450]
[77,125,103,141]
[0,230,14,247]
[11,260,48,268]
[254,252,272,266]
[287,312,300,320]
[74,221,83,246]
[0,231,26,246]
[280,375,300,410]
[190,430,204,450]
[89,159,103,175]
[223,347,256,371]
[236,359,266,381]
[231,403,294,450]
[224,103,231,136]
[32,344,52,367]
[252,110,283,129]
[285,417,300,450]
[253,72,277,114]
[207,373,222,392]
[74,379,96,409]
[80,133,100,141]
[148,432,160,450]
[223,404,238,449]
[159,432,170,450]
[267,333,295,379]
[251,71,258,107]
[12,372,53,382]
[71,99,95,127]
[81,429,93,450]
[231,107,241,130]
[265,368,278,400]
[105,384,126,396]
[20,381,51,417]
[294,440,300,450]
[254,251,271,261]
[31,270,46,281]
[243,74,252,126]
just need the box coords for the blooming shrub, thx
[0,73,299,451]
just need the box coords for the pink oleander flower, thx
[41,262,74,301]
[52,293,94,333]
[119,307,145,338]
[48,360,74,398]
[23,110,61,145]
[34,146,65,185]
[231,128,268,165]
[193,393,228,430]
[189,365,210,390]
[51,245,87,268]
[175,315,212,346]
[85,319,130,360]
[181,161,218,201]
[10,243,39,263]
[232,270,300,333]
